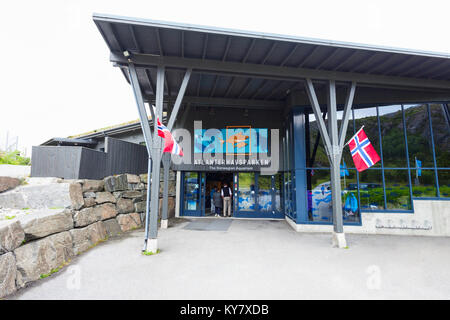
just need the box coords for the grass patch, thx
[5,215,16,220]
[21,207,30,210]
[142,249,161,256]
[77,237,109,255]
[49,206,64,210]
[39,260,71,279]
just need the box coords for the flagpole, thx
[344,125,365,147]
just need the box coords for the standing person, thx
[210,186,215,215]
[213,187,223,217]
[221,182,233,217]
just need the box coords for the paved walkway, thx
[11,218,450,300]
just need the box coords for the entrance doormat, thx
[183,219,233,231]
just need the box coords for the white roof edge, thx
[93,12,450,59]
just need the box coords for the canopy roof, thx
[93,13,450,108]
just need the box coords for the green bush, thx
[0,150,30,165]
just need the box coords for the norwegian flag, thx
[347,127,380,172]
[156,117,184,156]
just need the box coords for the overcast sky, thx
[1,0,449,155]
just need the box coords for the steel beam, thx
[161,153,171,225]
[150,95,284,109]
[327,80,344,234]
[167,69,192,131]
[128,62,154,251]
[128,63,153,155]
[146,66,165,249]
[110,52,450,90]
[338,82,356,150]
[305,79,356,246]
[160,68,191,223]
[305,79,332,155]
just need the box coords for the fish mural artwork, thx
[219,132,249,149]
[194,128,268,154]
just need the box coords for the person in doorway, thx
[221,182,233,217]
[213,187,223,217]
[210,186,215,215]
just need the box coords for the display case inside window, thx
[341,169,361,223]
[307,169,332,222]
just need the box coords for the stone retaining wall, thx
[0,172,176,298]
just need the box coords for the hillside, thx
[309,104,449,172]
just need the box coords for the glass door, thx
[236,172,256,215]
[182,172,203,216]
[234,172,285,218]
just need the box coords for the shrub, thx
[0,150,30,165]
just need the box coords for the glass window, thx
[430,104,450,168]
[308,113,330,167]
[284,171,295,218]
[404,104,435,168]
[384,170,412,210]
[274,173,283,212]
[238,172,256,211]
[184,172,200,211]
[411,169,437,198]
[359,169,384,210]
[438,170,450,198]
[307,169,332,222]
[258,175,272,212]
[378,105,407,168]
[352,107,382,168]
[341,109,355,171]
[342,169,361,223]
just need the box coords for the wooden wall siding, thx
[105,137,148,176]
[31,138,148,179]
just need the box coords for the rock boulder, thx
[0,220,25,254]
[70,221,107,255]
[0,177,20,193]
[0,252,17,298]
[15,231,74,288]
[69,183,84,210]
[82,180,104,192]
[116,213,142,232]
[21,209,74,241]
[116,198,134,214]
[95,192,116,204]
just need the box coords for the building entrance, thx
[181,171,285,219]
[205,172,233,216]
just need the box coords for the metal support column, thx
[128,62,154,252]
[146,66,165,252]
[161,153,171,229]
[327,80,344,234]
[159,69,191,228]
[305,79,356,248]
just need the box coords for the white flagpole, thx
[344,125,365,147]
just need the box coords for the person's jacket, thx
[213,191,223,208]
